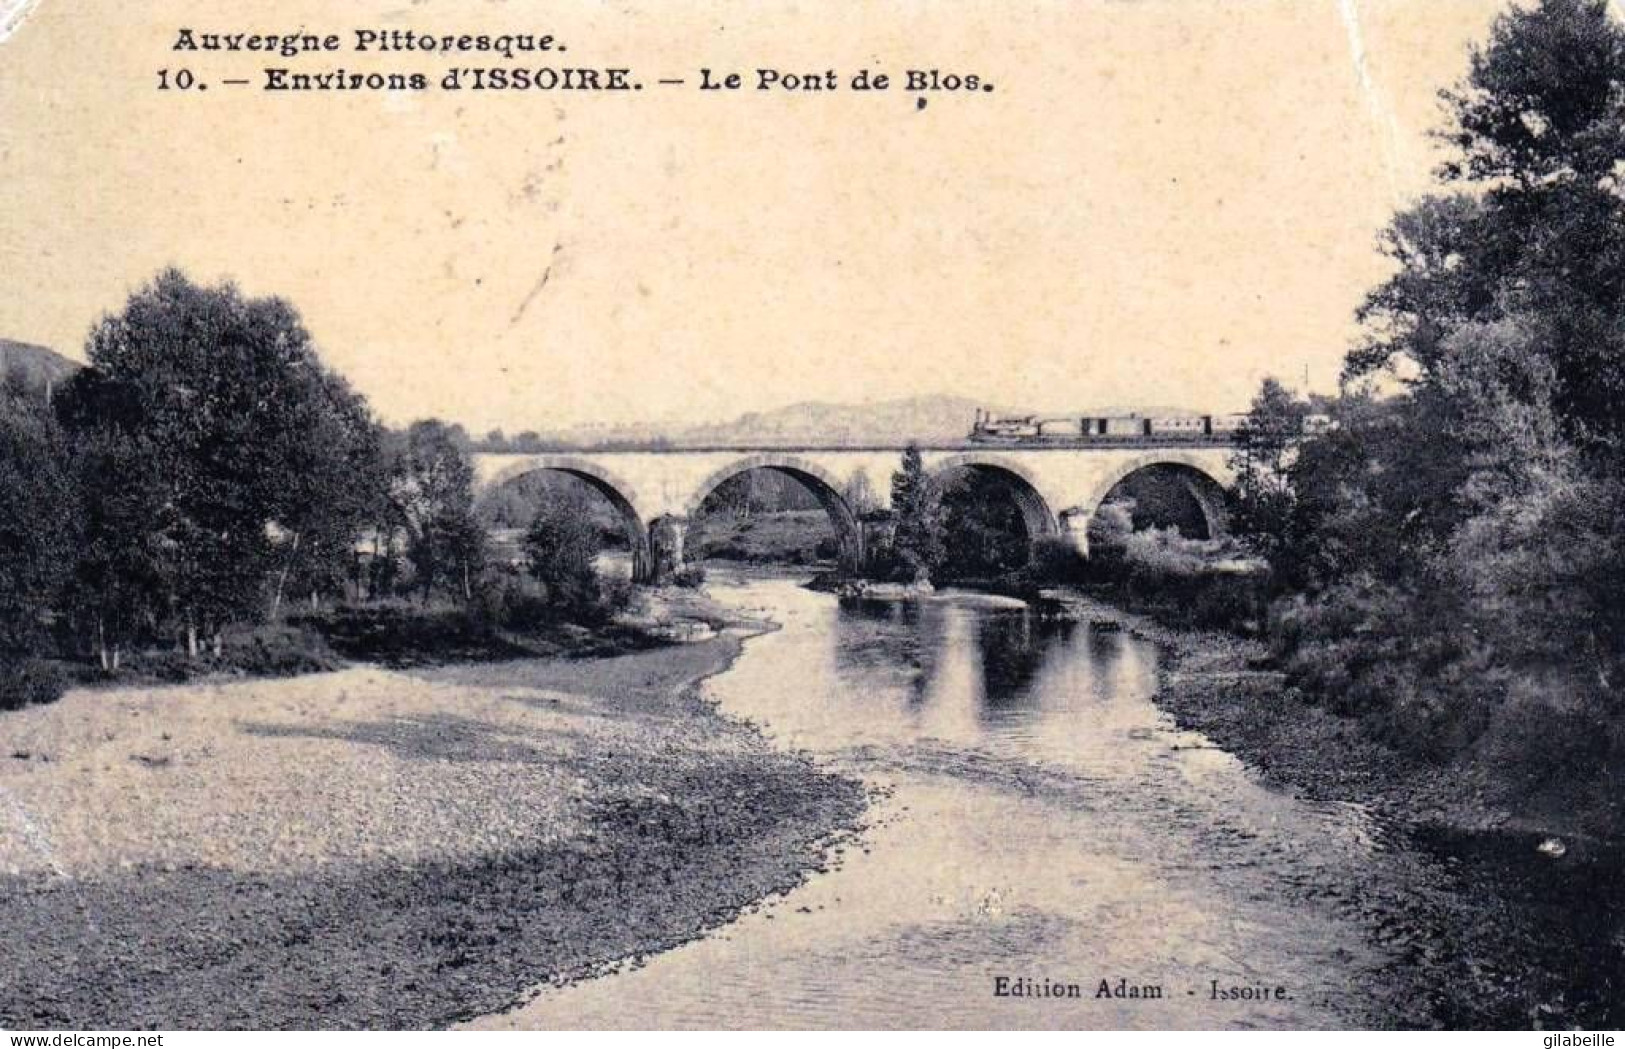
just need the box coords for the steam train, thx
[968,409,1333,444]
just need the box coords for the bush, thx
[577,575,635,624]
[295,602,517,665]
[1084,525,1267,632]
[1027,535,1088,585]
[0,656,67,711]
[673,566,707,589]
[222,623,342,677]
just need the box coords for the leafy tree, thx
[267,367,386,616]
[61,269,385,656]
[939,474,1029,580]
[52,371,167,667]
[843,469,878,517]
[1353,0,1625,452]
[1228,378,1310,562]
[1259,1,1625,812]
[389,419,485,601]
[889,444,945,582]
[0,383,78,701]
[523,486,605,614]
[705,472,757,521]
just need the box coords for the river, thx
[477,571,1500,1029]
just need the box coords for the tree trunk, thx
[271,531,302,620]
[186,622,198,659]
[111,646,120,672]
[96,617,108,671]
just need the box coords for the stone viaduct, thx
[472,444,1235,582]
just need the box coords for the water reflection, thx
[827,593,1165,767]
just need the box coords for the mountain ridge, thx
[0,339,80,394]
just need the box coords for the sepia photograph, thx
[1,0,1623,1035]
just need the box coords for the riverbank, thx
[51,587,723,695]
[1042,586,1625,1030]
[1039,588,1515,832]
[0,608,867,1028]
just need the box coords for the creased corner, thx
[0,0,42,45]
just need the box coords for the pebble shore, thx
[0,631,866,1029]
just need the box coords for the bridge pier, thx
[646,515,690,584]
[1057,507,1092,559]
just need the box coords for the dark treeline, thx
[864,0,1625,833]
[1222,0,1625,831]
[0,269,624,708]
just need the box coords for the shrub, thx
[1028,535,1088,585]
[223,623,342,677]
[673,566,707,589]
[0,657,67,711]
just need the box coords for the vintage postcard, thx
[2,0,1623,1035]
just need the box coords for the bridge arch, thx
[931,453,1062,542]
[685,454,864,573]
[483,455,653,580]
[1083,453,1230,541]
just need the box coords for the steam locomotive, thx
[968,409,1333,443]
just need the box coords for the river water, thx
[477,572,1612,1030]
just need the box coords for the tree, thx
[52,371,167,668]
[1260,1,1625,809]
[1228,377,1309,562]
[523,486,605,614]
[0,383,78,702]
[705,472,757,521]
[389,419,485,602]
[271,369,386,615]
[61,269,386,657]
[1353,0,1625,452]
[843,469,878,517]
[939,474,1029,580]
[889,444,945,582]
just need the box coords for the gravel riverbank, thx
[1037,589,1498,830]
[0,628,867,1029]
[1040,587,1625,1030]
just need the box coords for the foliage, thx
[1088,501,1267,631]
[476,472,628,545]
[0,376,76,710]
[938,473,1030,580]
[1227,378,1309,562]
[672,565,708,589]
[699,470,823,520]
[54,270,385,658]
[0,656,67,711]
[388,419,485,602]
[521,486,631,619]
[888,444,946,582]
[0,384,78,660]
[1239,0,1625,823]
[1024,535,1089,585]
[843,470,879,517]
[1353,0,1625,452]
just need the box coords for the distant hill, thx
[488,394,1218,450]
[670,397,1214,446]
[674,395,1015,446]
[0,339,80,395]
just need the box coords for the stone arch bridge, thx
[472,444,1235,583]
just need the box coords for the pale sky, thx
[0,0,1509,430]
